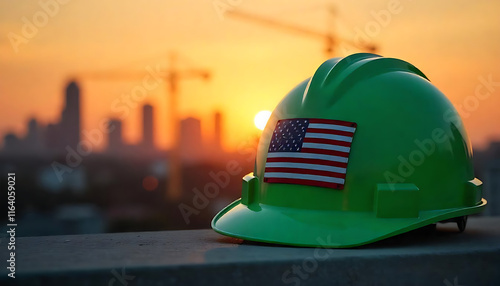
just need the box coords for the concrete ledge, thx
[1,217,500,285]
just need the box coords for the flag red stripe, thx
[301,148,350,157]
[306,128,354,137]
[309,118,357,128]
[266,157,348,168]
[264,177,344,190]
[265,167,346,179]
[303,137,352,147]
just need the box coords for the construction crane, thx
[227,8,377,57]
[75,51,210,201]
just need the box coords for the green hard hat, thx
[212,53,487,248]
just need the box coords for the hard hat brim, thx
[212,198,487,248]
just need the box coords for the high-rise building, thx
[179,117,202,162]
[482,142,500,216]
[107,119,123,152]
[142,104,154,148]
[2,133,21,154]
[60,81,81,150]
[25,118,43,152]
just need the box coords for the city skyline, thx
[1,80,225,157]
[2,80,81,154]
[1,1,499,151]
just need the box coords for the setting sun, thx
[254,110,272,130]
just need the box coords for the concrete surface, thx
[1,217,499,285]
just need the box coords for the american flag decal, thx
[264,118,357,190]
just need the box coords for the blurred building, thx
[25,118,44,152]
[60,81,81,150]
[2,133,21,154]
[17,80,82,154]
[142,104,154,149]
[484,165,500,216]
[481,142,500,216]
[105,105,160,156]
[107,119,124,153]
[180,117,202,163]
[2,118,44,155]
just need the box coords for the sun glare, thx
[254,110,272,130]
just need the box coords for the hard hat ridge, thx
[303,53,429,108]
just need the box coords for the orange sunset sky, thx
[1,0,500,151]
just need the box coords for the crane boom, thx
[75,70,209,81]
[228,10,325,39]
[227,9,377,56]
